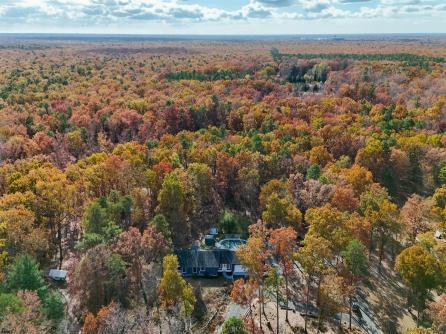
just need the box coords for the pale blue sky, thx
[0,0,444,34]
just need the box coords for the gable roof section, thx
[176,248,241,269]
[219,249,240,265]
[198,250,220,268]
[177,249,198,268]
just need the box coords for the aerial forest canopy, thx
[0,36,446,333]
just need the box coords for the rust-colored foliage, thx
[1,37,446,331]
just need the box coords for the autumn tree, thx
[355,137,389,185]
[396,245,445,326]
[399,194,432,245]
[270,227,296,322]
[237,232,269,331]
[234,165,260,214]
[30,165,75,269]
[346,212,372,248]
[115,226,170,308]
[186,162,220,235]
[331,185,359,212]
[360,184,398,269]
[215,151,238,202]
[264,267,284,334]
[156,172,189,246]
[159,255,196,332]
[70,234,162,315]
[71,245,125,313]
[93,301,139,334]
[66,128,87,158]
[0,192,48,260]
[261,193,302,230]
[130,187,153,231]
[230,278,257,331]
[309,146,333,167]
[287,174,334,216]
[427,294,446,333]
[317,274,345,332]
[259,179,287,210]
[233,151,261,213]
[82,312,98,334]
[1,290,48,333]
[341,239,368,329]
[432,185,446,226]
[306,204,350,255]
[341,164,374,197]
[295,234,333,333]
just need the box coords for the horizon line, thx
[1,32,446,36]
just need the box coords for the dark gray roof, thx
[219,249,240,265]
[177,249,198,268]
[176,248,241,268]
[198,250,219,268]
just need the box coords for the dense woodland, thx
[0,37,446,333]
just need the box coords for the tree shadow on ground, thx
[362,255,415,334]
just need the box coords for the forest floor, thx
[208,253,416,334]
[249,300,363,334]
[190,277,232,334]
[358,254,416,334]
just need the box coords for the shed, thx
[48,269,68,282]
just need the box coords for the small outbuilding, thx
[48,269,68,282]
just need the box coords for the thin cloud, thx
[254,0,297,6]
[0,0,445,27]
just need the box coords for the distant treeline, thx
[271,48,445,64]
[165,69,253,81]
[0,44,53,50]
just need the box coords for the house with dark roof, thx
[176,248,248,280]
